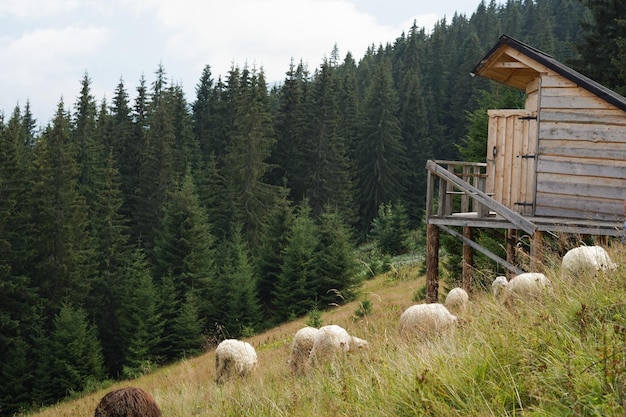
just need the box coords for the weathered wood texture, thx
[486,109,537,215]
[426,224,439,303]
[486,71,626,222]
[535,74,626,221]
[426,160,535,234]
[462,226,474,292]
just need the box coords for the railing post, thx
[476,175,487,217]
[444,163,454,216]
[437,174,446,217]
[461,165,470,213]
[426,224,440,303]
[426,169,434,220]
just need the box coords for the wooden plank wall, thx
[535,74,626,221]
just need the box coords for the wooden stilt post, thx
[506,229,517,279]
[531,230,544,272]
[462,226,473,292]
[426,224,440,303]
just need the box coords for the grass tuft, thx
[22,246,626,416]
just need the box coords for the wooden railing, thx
[425,160,535,235]
[426,160,488,218]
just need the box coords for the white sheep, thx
[444,287,469,314]
[288,326,318,373]
[214,339,258,383]
[561,245,617,278]
[398,303,458,339]
[307,324,368,365]
[492,272,551,306]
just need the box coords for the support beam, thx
[531,230,544,271]
[426,224,440,303]
[438,224,525,275]
[506,229,517,279]
[462,226,474,292]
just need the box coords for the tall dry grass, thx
[24,247,626,416]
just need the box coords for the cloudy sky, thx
[1,0,496,125]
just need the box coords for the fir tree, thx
[151,170,215,355]
[170,292,204,358]
[574,0,626,94]
[222,66,280,250]
[0,105,35,277]
[73,72,103,208]
[154,274,180,362]
[128,75,152,247]
[136,67,182,256]
[0,107,40,413]
[356,52,408,235]
[109,78,137,222]
[0,268,37,414]
[219,223,262,337]
[457,85,525,162]
[311,209,361,306]
[269,59,310,196]
[255,190,295,323]
[396,23,433,227]
[192,64,217,160]
[302,59,354,219]
[369,202,411,256]
[119,247,161,377]
[272,203,319,321]
[169,83,202,176]
[152,171,215,302]
[29,101,95,319]
[86,147,134,377]
[45,304,105,402]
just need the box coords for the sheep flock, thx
[94,243,619,415]
[212,244,618,382]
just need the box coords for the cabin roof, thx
[471,34,626,113]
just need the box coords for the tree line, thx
[3,0,619,413]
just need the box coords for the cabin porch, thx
[423,159,623,302]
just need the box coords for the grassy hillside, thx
[24,246,626,416]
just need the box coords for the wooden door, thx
[486,110,538,215]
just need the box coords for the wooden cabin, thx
[424,34,626,301]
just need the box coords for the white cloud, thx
[0,0,477,124]
[0,25,111,120]
[1,26,110,83]
[0,0,82,19]
[147,0,409,83]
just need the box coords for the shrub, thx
[307,308,323,328]
[369,202,411,256]
[353,299,372,320]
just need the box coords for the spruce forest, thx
[2,0,625,414]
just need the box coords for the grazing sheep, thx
[308,324,368,365]
[561,245,617,278]
[214,339,258,383]
[444,287,469,314]
[492,272,551,306]
[94,387,162,417]
[398,303,458,339]
[288,326,318,373]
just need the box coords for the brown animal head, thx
[94,387,162,417]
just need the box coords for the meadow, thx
[24,245,626,416]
